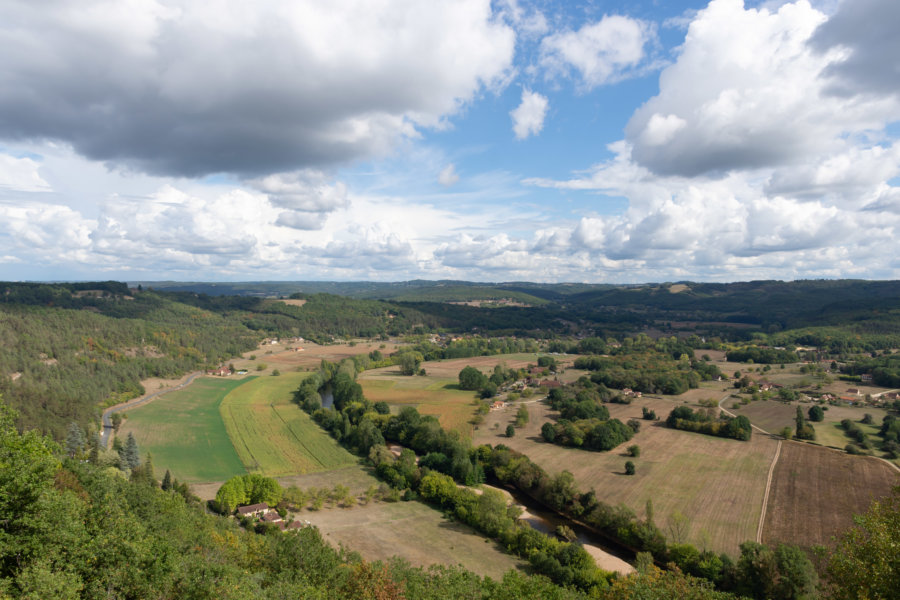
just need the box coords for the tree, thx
[161,469,173,491]
[627,445,641,457]
[828,486,900,600]
[625,461,636,475]
[120,432,141,470]
[65,422,85,457]
[515,405,529,427]
[397,352,422,376]
[458,366,487,391]
[505,424,515,438]
[795,406,815,441]
[110,412,123,433]
[808,405,824,422]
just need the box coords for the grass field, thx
[729,399,891,450]
[358,375,479,435]
[475,395,779,555]
[120,377,247,483]
[220,372,355,476]
[762,441,900,549]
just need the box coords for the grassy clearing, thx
[763,441,900,549]
[358,374,478,436]
[475,395,779,555]
[120,377,247,483]
[220,372,355,477]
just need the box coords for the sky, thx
[1,0,899,284]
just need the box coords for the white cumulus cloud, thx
[539,15,654,89]
[510,89,549,140]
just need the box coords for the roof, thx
[236,502,268,515]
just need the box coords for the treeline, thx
[725,347,799,364]
[573,335,721,395]
[406,336,540,361]
[666,407,752,441]
[839,353,900,388]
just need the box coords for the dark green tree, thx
[161,469,173,491]
[64,422,85,457]
[120,432,141,470]
[625,461,636,475]
[808,405,825,422]
[505,424,515,438]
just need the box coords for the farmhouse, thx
[236,503,269,518]
[860,373,873,382]
[490,400,506,411]
[207,365,230,376]
[846,388,860,396]
[262,511,283,524]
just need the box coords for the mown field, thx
[302,498,526,579]
[220,372,356,476]
[120,377,247,482]
[729,399,890,450]
[475,395,779,555]
[358,375,478,436]
[762,441,900,549]
[192,464,525,580]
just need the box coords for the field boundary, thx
[757,439,782,542]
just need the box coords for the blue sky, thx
[0,0,898,283]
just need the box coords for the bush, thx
[624,461,636,475]
[505,424,515,438]
[627,445,640,457]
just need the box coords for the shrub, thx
[627,445,640,457]
[624,461,636,475]
[505,424,515,438]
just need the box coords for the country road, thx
[100,372,203,449]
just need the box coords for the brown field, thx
[475,395,779,555]
[277,299,307,307]
[302,501,525,579]
[231,340,402,374]
[762,441,900,549]
[191,465,524,580]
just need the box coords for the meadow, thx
[119,377,247,482]
[219,372,356,476]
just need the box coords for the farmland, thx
[762,441,900,549]
[119,377,247,483]
[475,394,779,555]
[191,464,525,579]
[728,399,891,450]
[358,353,556,435]
[358,374,478,435]
[300,499,526,579]
[220,372,356,476]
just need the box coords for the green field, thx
[220,372,356,476]
[121,377,247,483]
[359,375,479,436]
